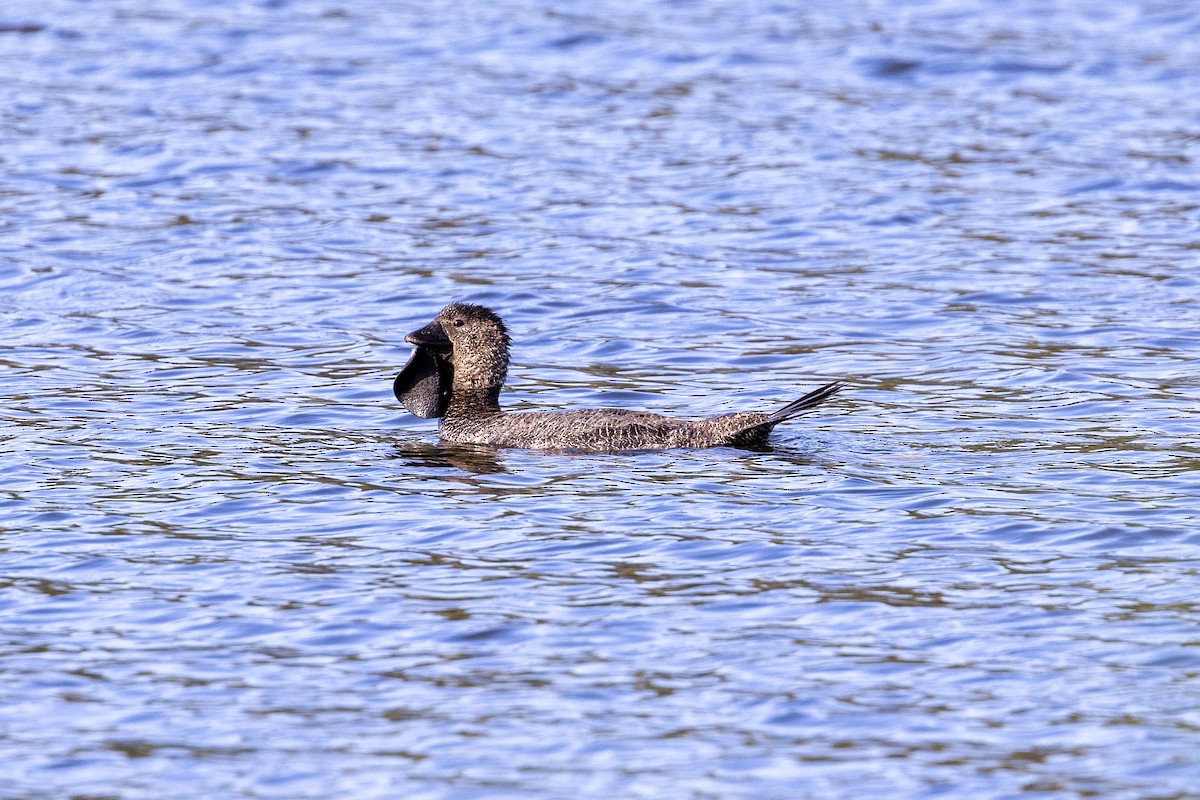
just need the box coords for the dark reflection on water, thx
[3,0,1200,798]
[392,438,822,476]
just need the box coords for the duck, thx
[394,302,844,451]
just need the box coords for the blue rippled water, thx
[2,1,1199,798]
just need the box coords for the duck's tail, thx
[766,380,845,425]
[724,381,845,447]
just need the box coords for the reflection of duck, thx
[391,441,505,475]
[394,303,844,451]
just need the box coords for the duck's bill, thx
[394,346,450,418]
[404,320,451,352]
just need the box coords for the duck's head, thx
[394,302,510,418]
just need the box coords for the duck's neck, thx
[446,387,502,417]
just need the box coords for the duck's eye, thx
[452,319,465,327]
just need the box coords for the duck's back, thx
[441,408,770,451]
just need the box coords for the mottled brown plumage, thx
[394,303,844,451]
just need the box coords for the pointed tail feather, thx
[766,380,845,424]
[724,381,845,447]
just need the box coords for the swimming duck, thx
[394,302,844,451]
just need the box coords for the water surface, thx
[2,1,1199,798]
